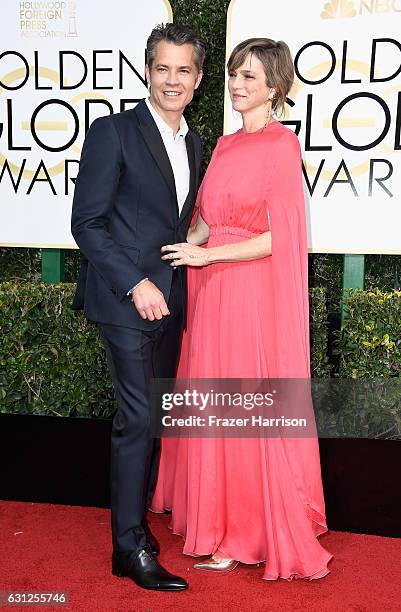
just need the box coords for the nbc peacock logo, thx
[321,0,401,18]
[321,0,357,19]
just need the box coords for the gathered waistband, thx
[208,225,261,238]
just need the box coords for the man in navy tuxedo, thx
[71,23,204,591]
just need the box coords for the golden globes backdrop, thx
[225,0,401,253]
[0,0,172,248]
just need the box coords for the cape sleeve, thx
[191,136,222,224]
[267,129,310,377]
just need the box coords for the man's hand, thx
[131,280,170,321]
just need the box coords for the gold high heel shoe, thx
[193,556,239,572]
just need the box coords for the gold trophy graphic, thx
[67,1,78,37]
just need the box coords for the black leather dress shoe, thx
[112,546,188,591]
[142,517,160,556]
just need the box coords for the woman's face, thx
[228,52,274,115]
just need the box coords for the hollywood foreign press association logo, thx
[19,1,78,38]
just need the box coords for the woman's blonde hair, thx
[227,38,294,117]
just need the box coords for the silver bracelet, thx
[127,277,149,296]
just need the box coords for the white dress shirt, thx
[145,97,190,215]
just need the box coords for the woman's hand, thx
[161,243,210,267]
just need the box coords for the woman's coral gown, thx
[151,121,333,580]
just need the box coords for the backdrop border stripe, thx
[163,0,173,21]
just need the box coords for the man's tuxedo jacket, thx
[71,99,202,330]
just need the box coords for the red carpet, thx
[1,501,400,611]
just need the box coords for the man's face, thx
[145,40,202,117]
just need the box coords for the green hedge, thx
[1,282,400,439]
[0,282,116,418]
[312,288,401,439]
[0,281,329,418]
[310,287,331,378]
[335,289,401,377]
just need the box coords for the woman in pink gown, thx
[153,38,333,580]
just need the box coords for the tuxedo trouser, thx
[98,272,183,553]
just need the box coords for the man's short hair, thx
[147,23,206,75]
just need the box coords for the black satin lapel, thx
[138,123,177,201]
[179,133,196,223]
